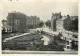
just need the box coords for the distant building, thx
[26,16,40,28]
[7,12,28,32]
[7,11,40,32]
[56,16,66,32]
[70,16,78,20]
[51,12,78,32]
[51,12,62,31]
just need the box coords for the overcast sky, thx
[2,2,78,21]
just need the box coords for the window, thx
[9,20,11,22]
[12,27,14,30]
[9,23,11,25]
[13,20,14,22]
[12,23,14,25]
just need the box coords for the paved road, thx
[40,27,78,41]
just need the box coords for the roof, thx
[7,12,27,19]
[57,16,66,21]
[7,12,40,20]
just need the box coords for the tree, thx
[63,15,72,31]
[38,21,44,28]
[45,20,51,28]
[72,19,78,31]
[64,17,78,32]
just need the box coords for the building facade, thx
[26,16,40,29]
[51,12,74,32]
[56,16,66,32]
[7,12,27,32]
[51,12,62,31]
[56,19,64,32]
[7,11,40,32]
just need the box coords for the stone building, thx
[51,12,62,31]
[51,12,74,32]
[7,11,27,32]
[56,16,66,32]
[26,16,40,29]
[7,11,40,32]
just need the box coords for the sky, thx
[1,2,78,21]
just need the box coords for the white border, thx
[0,0,79,56]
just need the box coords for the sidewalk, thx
[3,33,29,42]
[42,27,59,35]
[39,27,78,41]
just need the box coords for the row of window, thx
[9,23,26,25]
[9,23,14,25]
[8,22,38,25]
[13,40,34,42]
[9,20,39,23]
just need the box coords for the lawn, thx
[13,34,42,41]
[2,32,23,40]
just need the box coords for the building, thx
[56,19,64,32]
[70,16,78,20]
[7,11,40,32]
[7,11,28,32]
[51,12,77,32]
[26,16,40,29]
[56,16,66,32]
[51,12,62,31]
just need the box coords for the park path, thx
[3,33,29,42]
